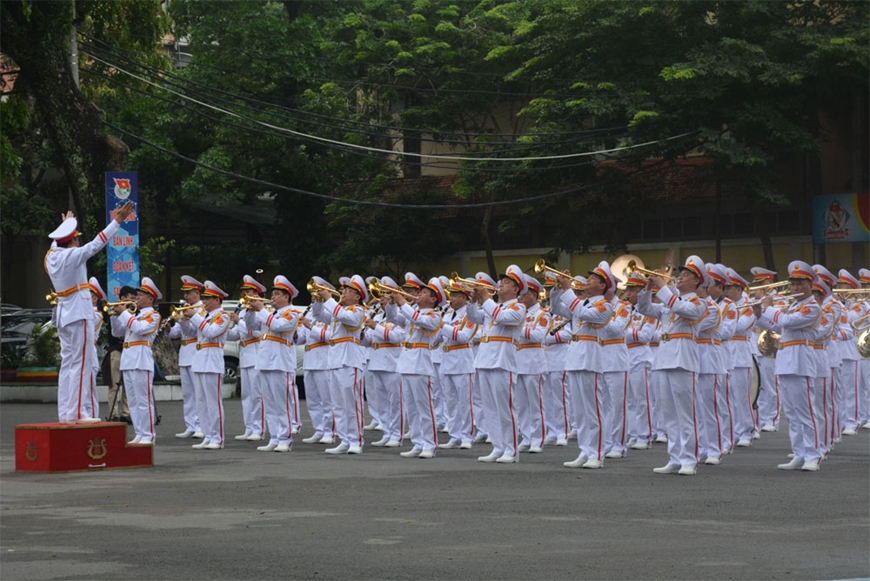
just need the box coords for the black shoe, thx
[120,416,133,424]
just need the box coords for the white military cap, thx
[241,274,266,294]
[48,217,79,243]
[201,280,226,300]
[347,274,369,303]
[273,275,298,299]
[403,272,425,289]
[589,261,618,293]
[181,275,204,292]
[139,277,163,300]
[425,277,447,308]
[88,277,106,301]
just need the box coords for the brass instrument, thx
[748,280,790,292]
[368,280,417,301]
[169,303,192,319]
[757,329,782,358]
[833,288,870,297]
[239,294,267,309]
[307,279,341,298]
[611,254,644,290]
[743,293,803,308]
[46,290,58,306]
[534,259,571,279]
[103,301,137,314]
[449,272,496,294]
[625,260,676,283]
[850,312,870,332]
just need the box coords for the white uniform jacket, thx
[396,304,442,376]
[312,299,366,370]
[695,297,726,376]
[302,312,331,371]
[544,316,572,373]
[437,305,479,376]
[726,298,757,369]
[624,306,657,369]
[168,302,205,367]
[515,303,549,376]
[598,298,631,373]
[637,286,706,373]
[759,296,820,377]
[364,315,407,373]
[468,298,526,373]
[549,289,612,374]
[115,307,160,372]
[247,305,298,372]
[189,307,231,374]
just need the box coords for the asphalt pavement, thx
[1,400,868,581]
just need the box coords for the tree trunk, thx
[0,0,128,237]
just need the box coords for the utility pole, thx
[68,1,79,211]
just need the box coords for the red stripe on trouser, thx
[806,377,818,450]
[713,375,722,455]
[644,368,652,445]
[216,374,223,443]
[508,373,517,456]
[77,320,89,419]
[427,377,437,449]
[773,375,780,425]
[536,375,546,447]
[744,368,757,431]
[854,361,860,422]
[821,378,828,447]
[725,375,734,447]
[147,371,154,440]
[594,374,602,460]
[561,371,569,439]
[468,374,475,435]
[293,379,300,425]
[691,373,699,463]
[830,369,837,441]
[285,373,292,440]
[620,372,627,448]
[399,380,404,442]
[353,369,363,447]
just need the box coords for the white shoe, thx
[842,428,857,436]
[291,428,299,435]
[543,436,557,446]
[325,445,350,455]
[176,431,195,439]
[400,448,422,458]
[440,441,459,449]
[760,424,777,432]
[653,464,680,474]
[439,426,450,434]
[77,417,101,424]
[375,423,384,431]
[191,442,207,449]
[274,443,291,452]
[517,443,530,452]
[257,443,277,452]
[704,457,721,465]
[555,438,568,447]
[364,421,378,430]
[192,431,205,439]
[129,436,142,444]
[371,437,390,447]
[459,442,472,450]
[777,459,802,470]
[246,433,263,441]
[384,440,401,448]
[563,455,588,468]
[736,439,752,447]
[655,435,668,444]
[528,446,543,454]
[485,436,492,444]
[496,454,517,464]
[234,434,250,441]
[403,431,411,439]
[630,442,649,450]
[472,433,488,444]
[862,421,870,429]
[137,439,154,445]
[302,434,324,444]
[605,451,624,459]
[477,451,500,463]
[801,460,820,472]
[752,431,761,440]
[318,436,335,445]
[678,465,696,475]
[347,446,363,454]
[568,430,577,440]
[203,442,223,450]
[581,459,603,469]
[418,450,435,459]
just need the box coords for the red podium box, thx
[15,422,153,472]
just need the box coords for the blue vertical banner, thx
[105,171,140,299]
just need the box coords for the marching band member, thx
[45,201,134,424]
[394,278,446,459]
[468,265,527,464]
[430,275,452,434]
[703,264,736,465]
[753,261,822,471]
[723,268,757,449]
[85,277,106,421]
[750,266,781,432]
[470,272,498,444]
[637,256,707,475]
[550,262,616,470]
[810,278,837,454]
[814,265,842,449]
[437,282,479,450]
[860,268,870,429]
[363,276,406,448]
[247,276,300,453]
[599,269,631,459]
[167,275,205,439]
[313,274,368,455]
[834,269,863,436]
[299,276,337,445]
[113,277,162,445]
[515,274,550,454]
[229,275,268,441]
[362,276,384,432]
[542,273,574,447]
[187,281,230,450]
[623,273,657,450]
[693,266,725,465]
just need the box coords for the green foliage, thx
[22,324,61,368]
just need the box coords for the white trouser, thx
[57,319,93,422]
[364,368,384,427]
[817,376,831,452]
[860,359,870,425]
[194,371,224,445]
[179,365,200,433]
[628,365,652,446]
[123,369,155,442]
[441,372,474,444]
[368,370,403,442]
[544,370,571,441]
[516,373,546,449]
[330,367,364,448]
[83,363,99,420]
[239,366,263,436]
[565,370,605,462]
[779,374,823,463]
[431,363,447,429]
[719,372,735,452]
[660,369,699,469]
[697,373,723,460]
[260,369,294,446]
[755,357,780,428]
[601,371,627,455]
[472,370,487,437]
[477,368,518,458]
[403,373,438,452]
[837,359,861,431]
[649,369,667,439]
[729,367,756,442]
[304,369,333,437]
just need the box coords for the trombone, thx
[368,280,417,301]
[748,280,790,292]
[534,259,571,279]
[103,301,137,314]
[625,260,676,283]
[449,272,496,294]
[833,288,870,297]
[45,290,58,306]
[307,279,341,298]
[850,312,870,332]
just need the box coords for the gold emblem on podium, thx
[87,438,108,460]
[25,440,39,462]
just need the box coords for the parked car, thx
[1,309,55,361]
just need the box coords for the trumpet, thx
[449,272,496,294]
[46,290,58,306]
[239,294,266,308]
[169,303,193,319]
[307,279,341,298]
[833,288,870,296]
[743,293,803,308]
[368,280,417,301]
[748,280,790,292]
[625,260,676,283]
[534,259,571,279]
[103,301,137,314]
[850,312,870,332]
